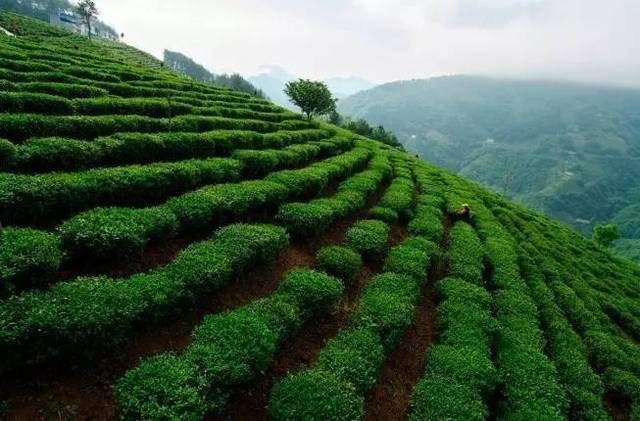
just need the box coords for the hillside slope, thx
[0,12,639,421]
[339,76,640,261]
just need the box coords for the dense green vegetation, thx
[0,11,639,421]
[339,75,640,261]
[164,49,265,98]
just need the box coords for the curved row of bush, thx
[275,151,393,237]
[0,157,243,226]
[0,113,315,143]
[168,95,280,112]
[407,194,445,243]
[0,92,294,122]
[0,227,64,295]
[270,235,438,420]
[112,153,398,419]
[494,203,640,419]
[517,243,609,420]
[0,143,380,362]
[432,169,567,420]
[0,223,289,372]
[409,221,496,420]
[0,145,369,290]
[56,141,361,261]
[0,129,334,173]
[378,158,414,217]
[117,268,344,420]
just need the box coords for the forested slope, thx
[339,76,640,261]
[0,11,639,421]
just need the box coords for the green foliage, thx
[368,206,398,224]
[284,79,337,120]
[269,369,363,421]
[353,272,419,350]
[164,49,265,98]
[447,222,485,285]
[59,206,178,259]
[339,75,640,260]
[0,224,288,371]
[383,237,435,281]
[0,227,63,287]
[315,328,385,394]
[278,269,344,312]
[0,91,74,114]
[117,268,343,418]
[344,219,390,259]
[317,246,363,284]
[379,176,414,220]
[276,202,335,236]
[592,223,620,247]
[329,111,403,149]
[410,375,487,421]
[116,353,210,421]
[408,198,444,242]
[0,158,242,225]
[0,138,15,167]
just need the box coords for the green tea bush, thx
[0,224,288,372]
[278,269,344,312]
[379,176,414,220]
[116,353,210,421]
[410,375,486,421]
[317,246,363,284]
[368,206,398,224]
[167,180,288,231]
[0,158,242,225]
[315,327,385,394]
[408,204,443,243]
[62,66,121,83]
[117,268,343,418]
[59,207,178,259]
[0,138,16,167]
[269,368,363,421]
[276,202,336,236]
[0,227,64,287]
[409,275,496,420]
[73,97,193,117]
[270,231,438,421]
[0,113,304,143]
[0,92,74,115]
[447,222,485,285]
[353,272,419,350]
[0,57,53,72]
[383,238,435,281]
[344,219,390,259]
[19,82,108,98]
[10,137,101,171]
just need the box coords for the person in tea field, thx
[457,203,473,221]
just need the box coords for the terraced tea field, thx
[1,11,639,421]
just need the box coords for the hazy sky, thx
[98,0,640,87]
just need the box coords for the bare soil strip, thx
[362,214,451,421]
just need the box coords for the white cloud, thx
[96,0,640,87]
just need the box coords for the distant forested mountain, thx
[248,65,375,109]
[164,50,265,98]
[339,75,640,261]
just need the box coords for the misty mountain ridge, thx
[339,75,640,261]
[248,65,375,109]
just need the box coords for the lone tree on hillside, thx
[76,0,99,39]
[593,223,620,248]
[284,79,336,120]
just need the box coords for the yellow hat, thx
[461,203,470,208]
